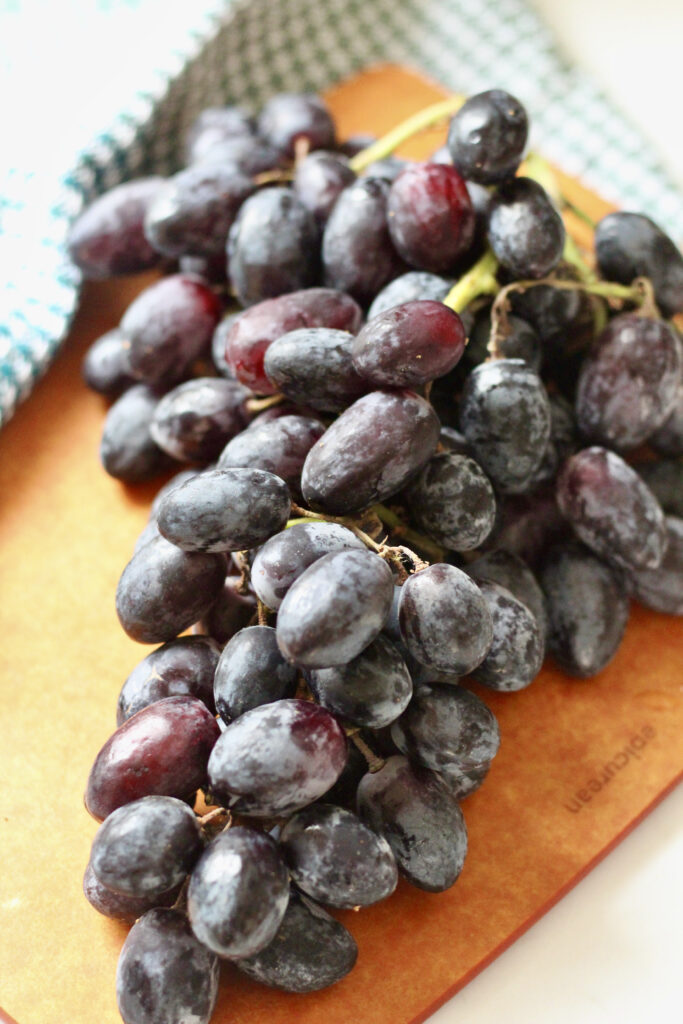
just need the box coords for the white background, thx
[430,8,683,1022]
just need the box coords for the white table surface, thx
[429,5,683,1021]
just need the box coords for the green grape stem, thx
[349,94,465,174]
[442,249,500,314]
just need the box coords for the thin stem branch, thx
[372,504,446,562]
[442,250,499,314]
[349,94,465,174]
[349,732,386,774]
[290,502,384,553]
[246,393,285,414]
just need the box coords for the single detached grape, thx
[447,89,528,184]
[351,300,466,388]
[227,187,320,307]
[280,804,398,909]
[386,162,475,272]
[398,563,493,676]
[208,699,347,817]
[276,549,394,668]
[67,177,163,278]
[213,625,298,723]
[301,389,440,514]
[539,542,630,677]
[85,695,220,821]
[90,795,202,898]
[357,755,468,892]
[391,684,500,773]
[307,633,413,729]
[156,467,291,553]
[115,534,226,643]
[188,828,290,958]
[117,635,220,724]
[576,314,682,449]
[557,447,667,571]
[250,521,365,610]
[487,177,565,279]
[236,891,357,993]
[116,909,219,1024]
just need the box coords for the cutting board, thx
[0,64,681,1024]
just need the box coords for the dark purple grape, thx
[186,106,256,163]
[67,178,163,278]
[467,549,548,640]
[90,795,202,897]
[213,625,297,723]
[391,684,500,772]
[150,377,249,463]
[487,178,565,279]
[447,90,528,184]
[539,542,629,677]
[471,581,544,691]
[117,635,220,725]
[149,468,202,521]
[196,134,287,176]
[307,634,413,729]
[82,327,135,396]
[133,518,163,554]
[405,451,496,551]
[322,177,406,305]
[211,312,241,376]
[440,760,490,801]
[208,699,347,816]
[116,909,219,1024]
[398,563,493,675]
[250,521,365,610]
[179,252,230,287]
[276,549,394,668]
[649,384,683,456]
[386,163,475,272]
[157,467,290,553]
[557,447,667,571]
[357,755,467,892]
[628,516,683,615]
[459,359,551,493]
[100,384,171,483]
[293,151,356,224]
[352,300,466,388]
[466,311,541,371]
[301,389,440,514]
[280,803,398,909]
[217,414,324,496]
[367,270,452,320]
[527,392,578,487]
[227,187,320,307]
[122,274,222,385]
[576,314,682,449]
[258,93,335,157]
[225,286,362,394]
[236,890,357,993]
[489,486,569,569]
[144,163,255,258]
[116,535,226,644]
[188,828,289,958]
[197,575,257,645]
[508,268,588,352]
[595,211,683,317]
[383,584,403,642]
[264,328,367,411]
[634,459,683,517]
[85,696,220,821]
[83,862,181,923]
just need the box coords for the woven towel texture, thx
[2,0,683,426]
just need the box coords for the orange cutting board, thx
[0,64,681,1024]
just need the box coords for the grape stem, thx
[349,94,465,174]
[347,729,386,773]
[290,502,384,553]
[442,249,499,314]
[372,503,446,562]
[246,393,285,413]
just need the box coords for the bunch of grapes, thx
[71,88,683,1024]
